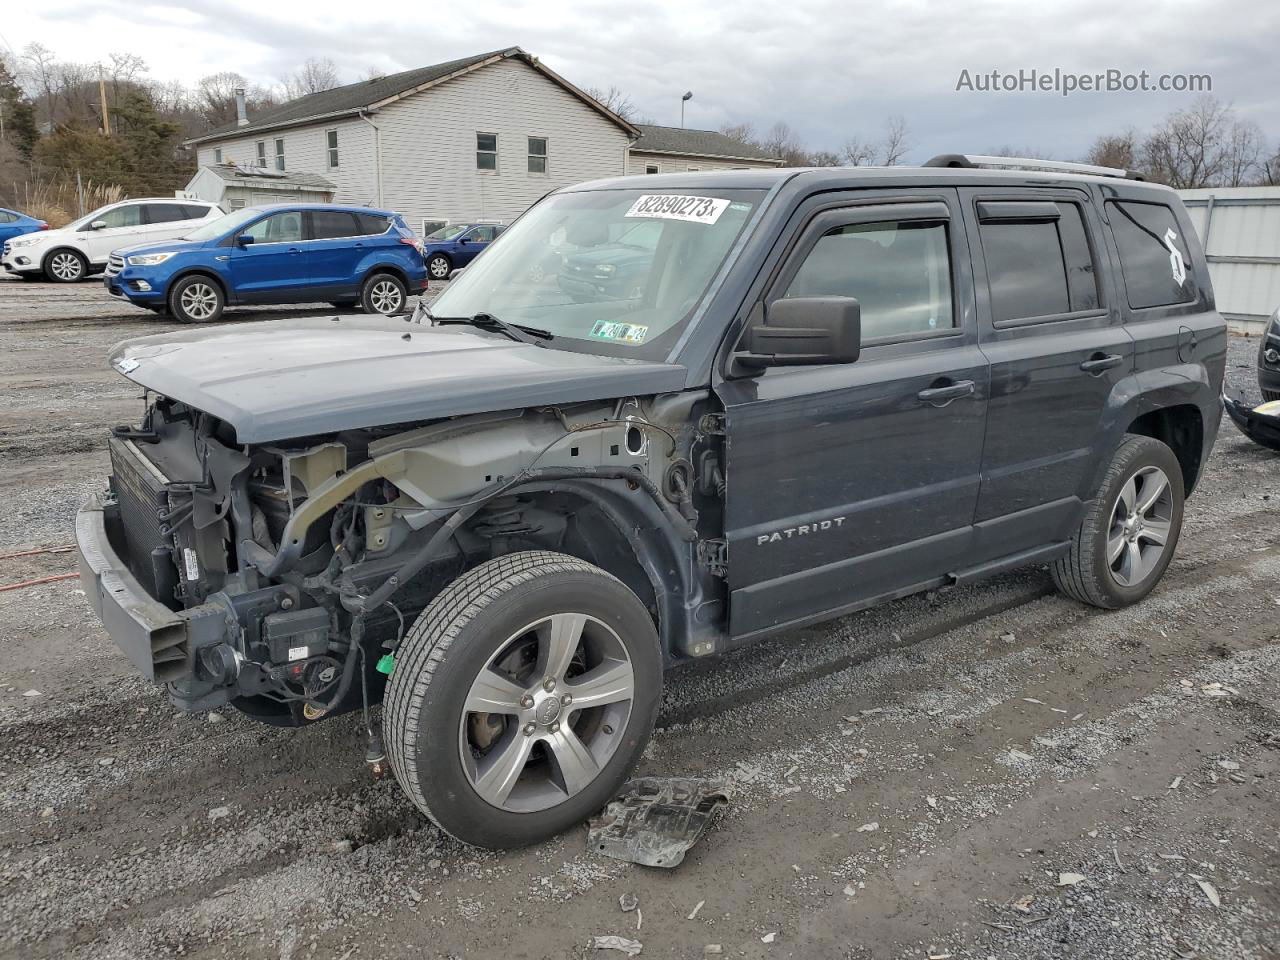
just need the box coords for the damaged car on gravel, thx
[77,158,1225,849]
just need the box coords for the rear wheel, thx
[426,254,451,281]
[384,551,661,849]
[1052,434,1184,608]
[44,249,86,283]
[360,272,407,315]
[169,275,224,324]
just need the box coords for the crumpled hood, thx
[109,314,688,443]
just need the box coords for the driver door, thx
[717,194,990,639]
[227,210,309,300]
[454,225,497,266]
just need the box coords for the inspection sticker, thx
[590,320,649,344]
[624,194,730,224]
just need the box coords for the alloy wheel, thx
[49,252,82,281]
[179,283,219,321]
[1107,465,1174,587]
[429,257,450,279]
[370,280,403,314]
[458,613,635,813]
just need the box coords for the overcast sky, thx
[6,0,1279,160]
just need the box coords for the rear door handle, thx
[1079,353,1124,375]
[287,246,301,254]
[917,379,976,406]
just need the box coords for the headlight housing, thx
[8,235,41,248]
[127,252,177,267]
[127,252,176,266]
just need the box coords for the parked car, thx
[422,222,504,280]
[77,159,1224,850]
[0,207,48,246]
[1,199,221,282]
[105,204,428,323]
[1255,306,1280,401]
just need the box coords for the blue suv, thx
[106,204,427,324]
[422,222,504,280]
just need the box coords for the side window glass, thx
[782,219,954,341]
[91,205,143,229]
[145,203,192,224]
[979,216,1069,323]
[354,213,389,235]
[0,211,16,223]
[1056,203,1101,311]
[1108,200,1196,309]
[472,226,496,243]
[242,212,303,244]
[310,211,358,240]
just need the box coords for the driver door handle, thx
[917,379,976,406]
[1079,353,1124,375]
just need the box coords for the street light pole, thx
[681,91,693,128]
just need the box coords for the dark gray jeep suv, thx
[77,157,1225,848]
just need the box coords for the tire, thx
[426,254,452,281]
[384,551,662,849]
[1051,435,1185,609]
[360,272,408,315]
[43,248,86,283]
[168,275,224,324]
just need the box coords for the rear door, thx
[718,192,990,639]
[141,202,211,244]
[227,210,308,301]
[961,187,1133,559]
[306,210,364,298]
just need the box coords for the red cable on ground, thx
[0,573,81,593]
[0,546,75,561]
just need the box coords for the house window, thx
[476,132,497,171]
[644,164,659,174]
[214,148,223,164]
[228,198,246,209]
[274,139,285,171]
[326,130,339,168]
[527,137,547,174]
[256,141,266,167]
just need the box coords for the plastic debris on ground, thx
[1223,393,1280,451]
[591,934,643,955]
[586,777,731,868]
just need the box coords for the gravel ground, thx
[1,276,1277,960]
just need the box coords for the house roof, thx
[631,124,781,163]
[202,163,336,191]
[187,48,640,145]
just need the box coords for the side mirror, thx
[741,297,861,366]
[90,220,107,231]
[236,234,255,247]
[457,236,470,244]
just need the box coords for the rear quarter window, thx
[355,213,390,235]
[1107,200,1197,310]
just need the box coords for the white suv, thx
[1,199,223,282]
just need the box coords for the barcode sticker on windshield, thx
[625,195,730,224]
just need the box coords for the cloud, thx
[13,0,1279,161]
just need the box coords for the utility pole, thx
[98,64,110,136]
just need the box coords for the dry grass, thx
[12,179,125,228]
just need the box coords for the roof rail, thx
[924,153,1144,181]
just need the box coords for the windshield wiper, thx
[431,312,553,346]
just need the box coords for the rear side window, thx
[1107,200,1196,309]
[183,204,211,219]
[978,201,1100,324]
[310,210,358,240]
[0,211,16,223]
[782,219,954,341]
[354,213,390,235]
[145,203,199,224]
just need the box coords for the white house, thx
[626,124,782,175]
[186,48,639,235]
[183,163,336,208]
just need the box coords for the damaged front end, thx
[1223,393,1280,452]
[78,389,708,729]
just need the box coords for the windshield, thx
[425,224,469,241]
[429,188,764,359]
[183,207,258,242]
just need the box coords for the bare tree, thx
[759,121,808,165]
[20,43,57,127]
[282,57,340,101]
[1084,130,1140,170]
[718,121,758,146]
[1223,118,1264,186]
[1140,95,1233,188]
[584,85,639,122]
[842,117,911,166]
[880,115,910,165]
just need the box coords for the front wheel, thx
[360,272,407,315]
[169,275,224,323]
[44,249,87,283]
[1052,434,1185,609]
[384,552,662,849]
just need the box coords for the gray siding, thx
[375,58,630,230]
[626,151,780,176]
[195,117,377,208]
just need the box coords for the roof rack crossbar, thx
[924,153,1142,180]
